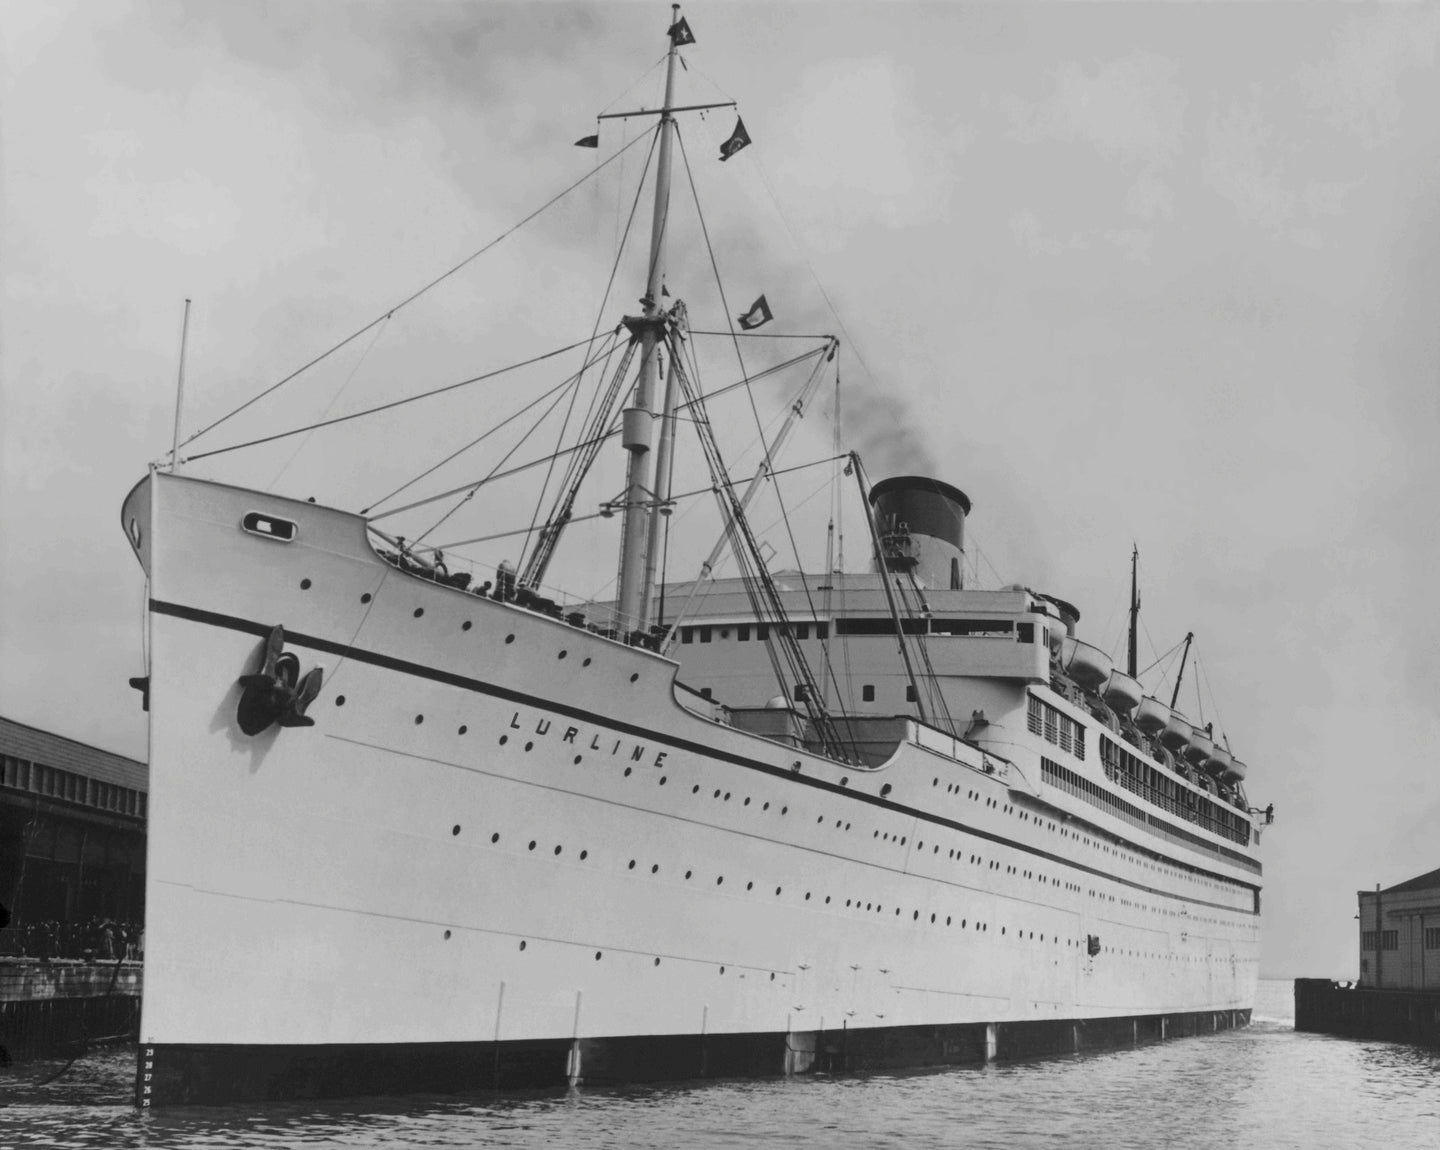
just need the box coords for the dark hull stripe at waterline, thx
[148,598,1260,914]
[135,1008,1254,1107]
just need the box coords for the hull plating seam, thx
[150,597,1258,914]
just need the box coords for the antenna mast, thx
[614,6,684,637]
[1127,544,1139,678]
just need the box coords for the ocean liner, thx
[122,8,1266,1107]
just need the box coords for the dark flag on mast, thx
[669,17,696,46]
[719,116,751,161]
[738,295,773,330]
[574,133,599,148]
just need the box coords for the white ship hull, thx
[125,471,1260,1105]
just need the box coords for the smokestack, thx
[868,476,971,590]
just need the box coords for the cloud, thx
[1011,52,1187,168]
[1300,7,1440,148]
[1202,89,1296,235]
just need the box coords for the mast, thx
[1169,631,1194,710]
[639,305,687,630]
[169,298,192,473]
[614,6,684,637]
[1127,544,1139,678]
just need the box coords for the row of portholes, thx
[329,681,1232,912]
[431,707,1239,924]
[449,825,1242,961]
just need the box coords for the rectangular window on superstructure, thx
[906,684,917,703]
[737,624,750,641]
[1382,929,1398,951]
[795,623,809,640]
[1027,697,1043,736]
[682,627,694,644]
[862,684,875,702]
[700,627,712,643]
[757,624,769,641]
[816,622,829,640]
[1426,927,1440,949]
[1017,622,1034,643]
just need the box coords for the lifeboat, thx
[1224,758,1247,785]
[1060,636,1114,691]
[1183,725,1214,766]
[1133,695,1170,736]
[1101,670,1143,715]
[1206,745,1234,779]
[1160,711,1192,753]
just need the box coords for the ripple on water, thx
[5,1015,1439,1150]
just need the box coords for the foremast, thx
[615,5,686,636]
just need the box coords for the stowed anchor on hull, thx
[236,624,324,735]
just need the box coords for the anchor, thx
[236,624,323,736]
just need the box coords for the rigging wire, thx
[519,124,662,575]
[267,311,393,492]
[184,335,604,466]
[407,371,586,550]
[674,125,837,690]
[362,330,622,516]
[178,130,655,452]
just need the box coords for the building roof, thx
[1382,866,1440,895]
[0,715,147,792]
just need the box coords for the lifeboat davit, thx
[1224,758,1247,785]
[1183,725,1215,766]
[1061,637,1114,691]
[1101,670,1144,715]
[1160,711,1193,752]
[1133,695,1170,736]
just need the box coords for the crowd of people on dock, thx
[1,918,143,962]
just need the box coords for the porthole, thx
[775,886,782,896]
[451,825,461,836]
[415,715,424,725]
[413,608,424,618]
[685,870,692,880]
[659,776,667,785]
[558,650,567,660]
[573,755,582,764]
[625,767,633,777]
[528,841,537,851]
[582,657,592,667]
[335,695,346,707]
[553,845,562,856]
[519,940,527,951]
[746,881,753,890]
[595,951,602,961]
[491,833,500,843]
[443,929,451,940]
[630,673,639,682]
[458,725,467,735]
[628,859,636,869]
[654,957,661,966]
[716,876,724,885]
[524,741,533,751]
[462,620,472,631]
[499,735,508,745]
[781,806,787,815]
[651,864,659,874]
[300,578,312,590]
[360,592,372,604]
[505,634,515,644]
[769,973,775,981]
[763,802,770,811]
[720,966,726,975]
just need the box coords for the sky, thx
[3,1,1439,980]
